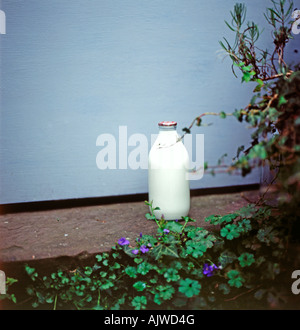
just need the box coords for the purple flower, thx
[203,263,219,277]
[163,228,170,234]
[140,245,149,253]
[118,237,130,246]
[131,249,139,255]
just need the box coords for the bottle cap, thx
[158,121,177,127]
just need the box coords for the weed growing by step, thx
[22,201,291,310]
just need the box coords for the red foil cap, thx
[158,121,177,127]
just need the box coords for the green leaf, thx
[256,78,264,86]
[268,107,280,121]
[125,266,138,278]
[205,214,222,225]
[145,213,156,220]
[227,270,245,288]
[220,224,241,240]
[131,296,147,310]
[182,216,196,223]
[164,268,180,282]
[137,262,152,275]
[237,204,257,218]
[178,278,201,298]
[234,61,245,67]
[257,226,280,245]
[112,262,121,269]
[45,296,54,304]
[165,221,183,233]
[100,271,107,278]
[219,111,227,119]
[253,78,264,92]
[237,218,252,233]
[25,265,38,281]
[10,294,17,304]
[235,145,245,159]
[186,228,217,257]
[221,213,239,223]
[233,109,244,122]
[6,277,18,286]
[185,243,206,258]
[150,243,179,260]
[238,252,255,267]
[242,70,255,82]
[154,285,175,302]
[84,266,93,276]
[218,283,231,295]
[224,20,236,31]
[101,280,114,290]
[249,144,268,159]
[242,64,253,72]
[138,234,158,247]
[250,94,259,105]
[134,257,143,264]
[133,281,147,292]
[95,254,103,262]
[218,250,238,268]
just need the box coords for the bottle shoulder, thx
[151,131,180,147]
[149,134,189,164]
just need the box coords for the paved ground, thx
[0,189,260,264]
[2,188,300,311]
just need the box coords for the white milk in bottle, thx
[148,121,190,220]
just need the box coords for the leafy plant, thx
[4,0,299,311]
[182,0,300,237]
[0,277,18,305]
[18,199,291,310]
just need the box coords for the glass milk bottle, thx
[148,121,190,220]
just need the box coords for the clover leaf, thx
[131,296,147,310]
[153,285,175,305]
[227,270,245,288]
[133,281,147,292]
[164,268,180,282]
[220,224,242,240]
[238,252,255,267]
[178,278,201,298]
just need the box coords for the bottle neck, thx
[158,126,177,133]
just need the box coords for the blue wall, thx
[0,0,298,204]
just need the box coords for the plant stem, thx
[224,285,261,302]
[178,112,234,142]
[97,289,101,306]
[53,294,57,310]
